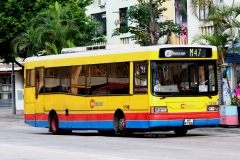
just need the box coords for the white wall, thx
[15,73,24,110]
[86,0,138,45]
[187,0,201,45]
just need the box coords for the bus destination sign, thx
[159,48,212,58]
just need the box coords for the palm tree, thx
[11,26,42,58]
[189,0,214,20]
[30,2,82,54]
[12,2,83,56]
[192,34,229,63]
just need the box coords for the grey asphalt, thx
[1,108,240,134]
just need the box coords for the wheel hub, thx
[118,118,125,131]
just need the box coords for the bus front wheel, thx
[174,128,188,136]
[118,117,132,136]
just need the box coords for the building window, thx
[92,12,107,36]
[215,0,223,3]
[119,8,128,28]
[175,0,187,24]
[199,0,210,20]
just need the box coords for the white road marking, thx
[0,143,137,160]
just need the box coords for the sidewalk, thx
[0,108,24,119]
[195,126,240,134]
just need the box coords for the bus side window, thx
[45,67,60,93]
[134,61,148,94]
[26,69,35,87]
[60,66,71,93]
[35,67,44,93]
[90,64,108,95]
[107,62,130,95]
[71,65,86,95]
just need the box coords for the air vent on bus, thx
[86,45,106,51]
[61,44,141,54]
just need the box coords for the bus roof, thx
[25,44,217,62]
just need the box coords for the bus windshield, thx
[151,60,217,95]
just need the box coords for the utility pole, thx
[12,61,16,114]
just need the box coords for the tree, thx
[189,0,214,20]
[112,0,180,46]
[0,0,105,62]
[12,2,82,56]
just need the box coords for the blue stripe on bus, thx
[59,121,113,130]
[149,119,220,127]
[127,120,149,128]
[36,121,48,127]
[25,121,35,127]
[194,118,220,126]
[25,120,48,128]
[25,118,220,129]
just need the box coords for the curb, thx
[195,127,240,134]
[0,109,24,119]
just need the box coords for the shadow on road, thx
[32,131,209,139]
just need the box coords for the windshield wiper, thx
[208,95,212,99]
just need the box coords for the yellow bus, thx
[24,44,220,136]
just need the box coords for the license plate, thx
[184,119,194,125]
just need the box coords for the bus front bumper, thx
[148,112,220,128]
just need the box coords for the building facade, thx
[86,0,181,45]
[0,59,24,110]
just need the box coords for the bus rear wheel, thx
[174,128,188,136]
[50,114,60,134]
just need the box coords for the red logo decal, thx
[181,104,185,109]
[90,99,95,108]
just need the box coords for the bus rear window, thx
[26,69,35,87]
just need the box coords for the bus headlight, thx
[207,105,219,111]
[151,106,168,113]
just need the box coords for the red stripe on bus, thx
[149,112,219,120]
[25,114,35,120]
[25,111,219,121]
[36,114,48,120]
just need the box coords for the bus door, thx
[130,62,149,111]
[35,67,45,116]
[24,68,36,126]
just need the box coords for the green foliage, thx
[232,97,238,105]
[0,0,105,61]
[190,0,214,20]
[191,34,229,62]
[112,0,180,46]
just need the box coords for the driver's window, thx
[199,65,205,85]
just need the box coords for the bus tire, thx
[50,113,60,134]
[118,116,132,136]
[174,128,188,136]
